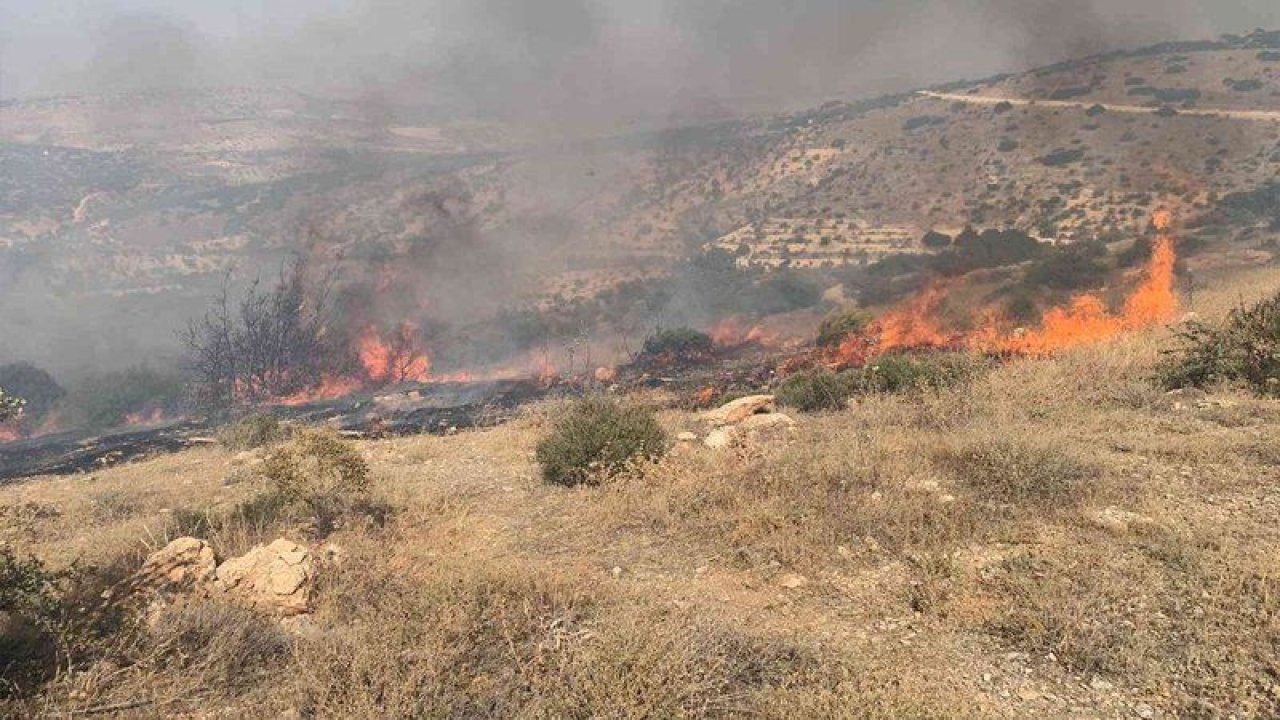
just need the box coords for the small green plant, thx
[261,429,373,534]
[935,439,1098,508]
[218,412,289,451]
[536,397,667,487]
[776,370,855,412]
[815,308,871,348]
[1159,291,1280,395]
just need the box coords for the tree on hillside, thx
[183,257,341,411]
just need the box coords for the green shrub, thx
[0,548,62,694]
[218,413,289,451]
[816,308,872,348]
[262,430,374,534]
[0,363,63,426]
[853,354,980,394]
[935,439,1098,508]
[641,327,713,363]
[1159,291,1280,395]
[536,397,667,487]
[776,371,856,412]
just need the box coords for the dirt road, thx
[920,90,1280,122]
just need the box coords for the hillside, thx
[2,31,1279,374]
[4,258,1280,717]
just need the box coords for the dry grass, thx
[5,265,1280,717]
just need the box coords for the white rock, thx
[701,395,776,425]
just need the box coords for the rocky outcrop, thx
[129,537,217,595]
[213,539,316,617]
[700,395,776,426]
[129,536,317,617]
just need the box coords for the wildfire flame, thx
[828,212,1179,366]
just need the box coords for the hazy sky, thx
[2,0,1279,122]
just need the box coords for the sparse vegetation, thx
[935,438,1098,508]
[535,396,667,486]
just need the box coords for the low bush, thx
[640,327,714,364]
[854,354,984,394]
[934,438,1098,508]
[1158,291,1280,395]
[261,430,378,535]
[815,308,872,348]
[218,413,289,451]
[535,396,667,487]
[776,371,856,412]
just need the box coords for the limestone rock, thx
[777,573,809,589]
[131,537,216,595]
[677,431,698,442]
[214,539,315,617]
[701,395,776,426]
[738,413,795,431]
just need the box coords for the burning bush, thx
[1159,290,1280,395]
[640,327,714,365]
[536,396,667,487]
[261,429,376,535]
[218,412,290,451]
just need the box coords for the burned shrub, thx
[218,412,290,451]
[1159,291,1280,395]
[183,258,342,412]
[816,308,872,349]
[536,396,667,487]
[640,327,714,365]
[261,430,377,535]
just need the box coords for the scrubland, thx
[3,264,1280,718]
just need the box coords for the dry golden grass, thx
[4,264,1280,717]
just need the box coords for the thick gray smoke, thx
[4,1,1279,122]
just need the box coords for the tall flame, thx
[993,211,1177,355]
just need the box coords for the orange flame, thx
[0,423,20,444]
[826,213,1179,367]
[991,213,1177,355]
